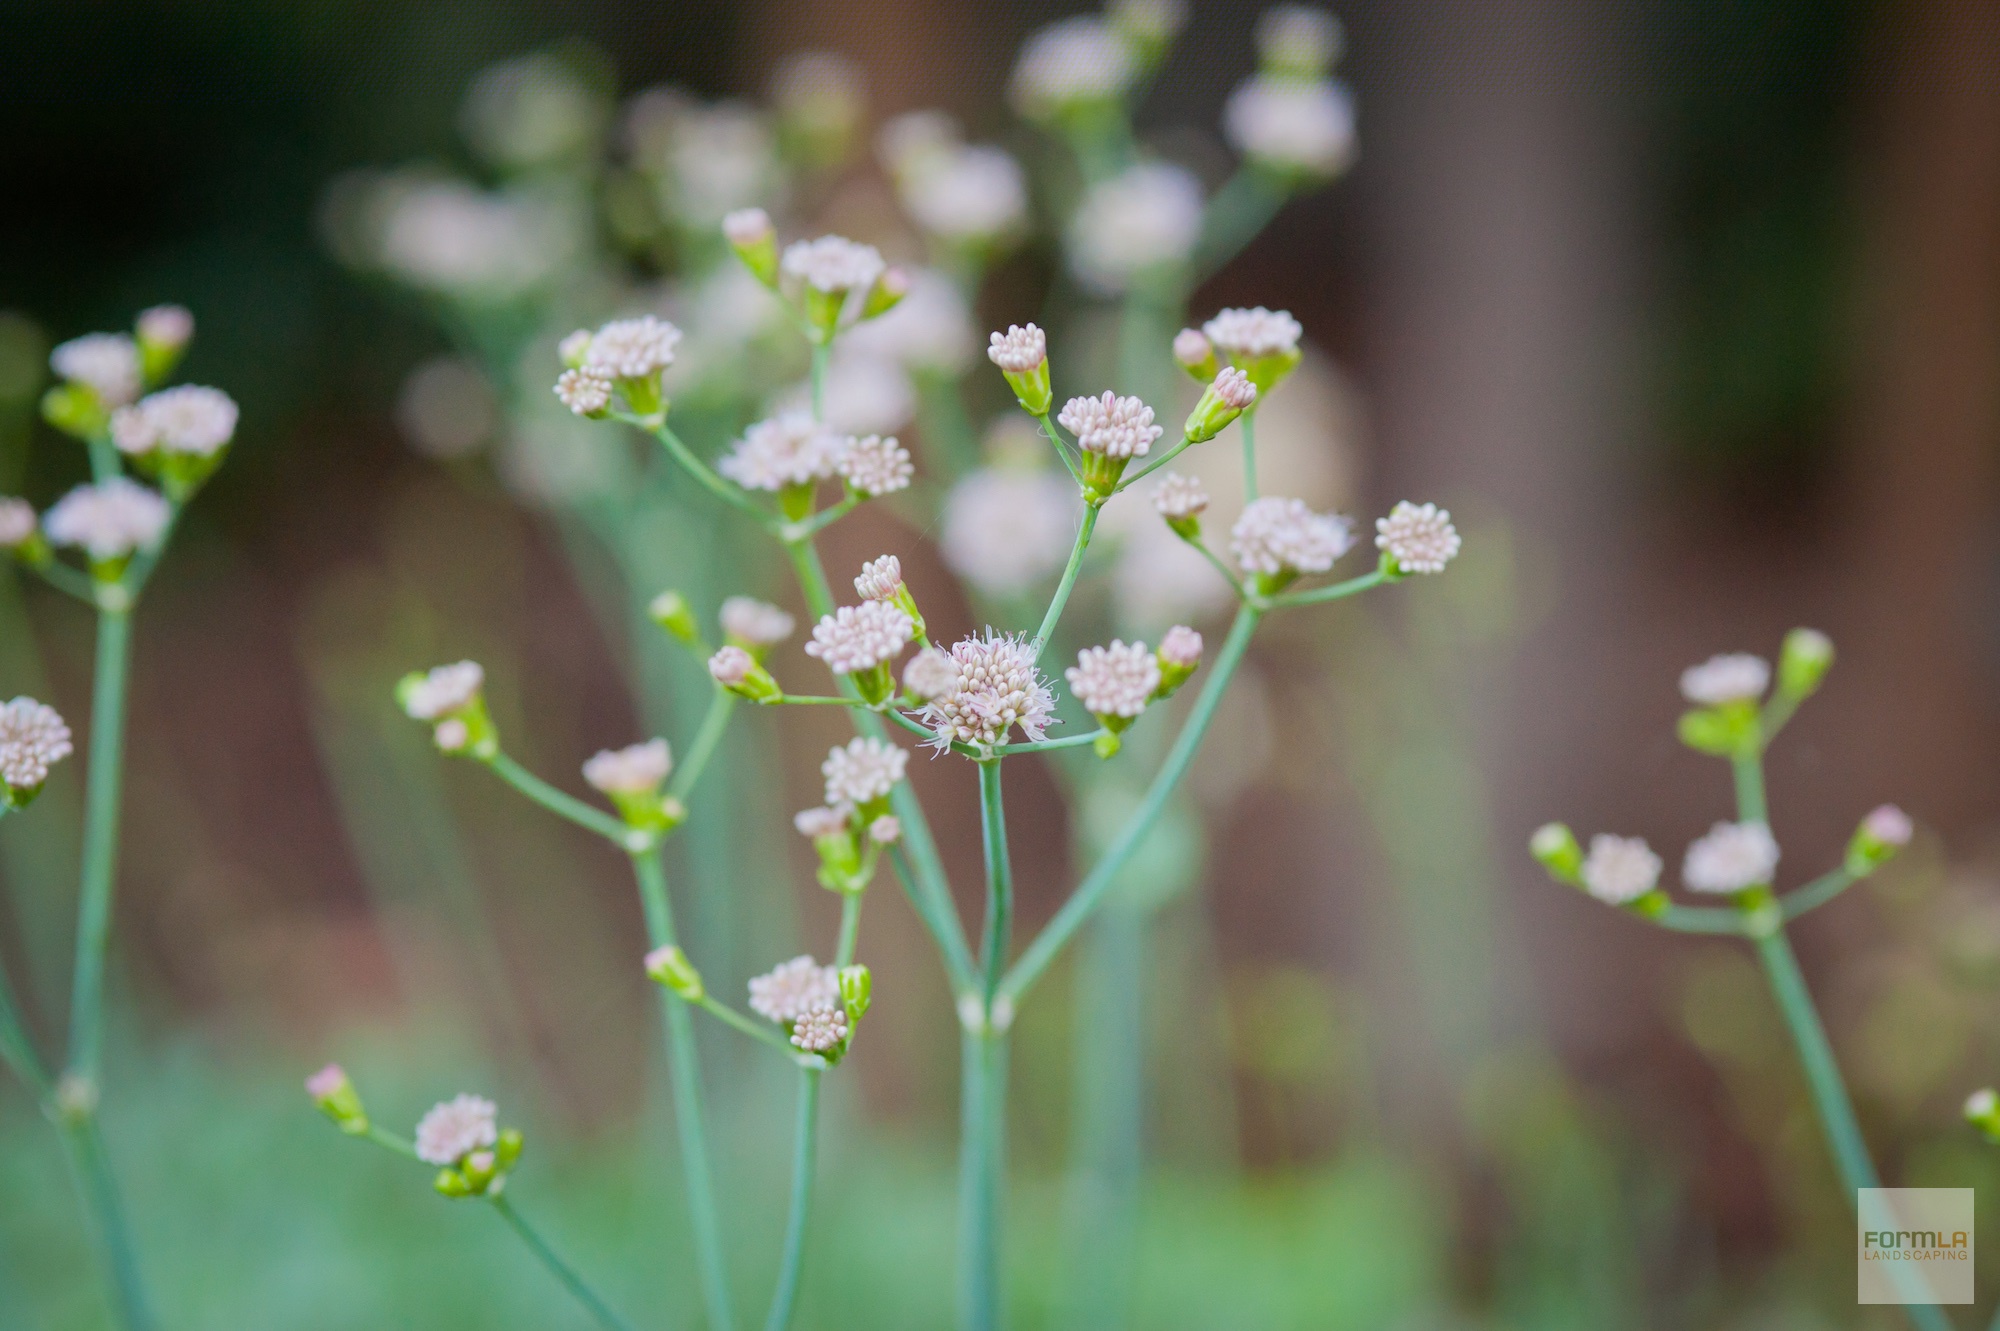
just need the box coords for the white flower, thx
[414,1093,498,1165]
[377,181,569,296]
[0,498,36,548]
[0,697,73,792]
[402,661,484,720]
[1224,76,1356,176]
[1257,5,1344,72]
[854,555,903,601]
[749,955,839,1023]
[1067,163,1204,293]
[1111,0,1189,42]
[805,602,915,674]
[1863,804,1913,847]
[941,466,1081,596]
[839,435,914,496]
[722,207,773,247]
[1202,307,1304,358]
[719,413,846,490]
[1009,16,1139,118]
[397,358,497,458]
[780,235,885,294]
[136,304,194,350]
[720,596,794,647]
[900,144,1028,243]
[1067,641,1161,719]
[868,815,901,845]
[790,1000,849,1054]
[903,648,959,701]
[1375,501,1461,574]
[50,334,142,408]
[1211,367,1258,409]
[1580,834,1661,905]
[583,739,672,795]
[42,479,171,561]
[708,646,755,686]
[554,368,613,416]
[1151,473,1209,521]
[1969,1088,1999,1121]
[1173,328,1214,368]
[1683,821,1781,894]
[460,52,605,170]
[1057,391,1163,459]
[823,736,908,806]
[1159,625,1203,666]
[794,806,848,839]
[1679,653,1771,706]
[664,104,778,225]
[1230,496,1353,576]
[918,631,1058,749]
[986,324,1047,374]
[839,270,976,375]
[583,315,681,379]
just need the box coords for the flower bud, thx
[434,1168,475,1198]
[135,304,194,384]
[1154,626,1203,698]
[723,208,780,286]
[649,590,702,644]
[860,267,911,322]
[1846,803,1913,875]
[645,944,705,1001]
[306,1063,369,1135]
[1967,1088,2000,1142]
[1182,367,1257,443]
[1676,702,1759,757]
[557,329,593,370]
[839,964,872,1025]
[987,324,1051,416]
[1530,822,1583,883]
[708,646,782,702]
[494,1126,524,1173]
[41,382,107,440]
[1778,627,1834,698]
[1172,328,1218,381]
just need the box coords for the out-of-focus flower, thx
[1230,495,1352,579]
[841,269,976,376]
[1580,834,1661,905]
[869,815,901,845]
[0,499,36,549]
[794,806,848,839]
[400,661,485,721]
[771,51,865,166]
[823,736,908,806]
[1010,16,1140,121]
[109,386,238,457]
[583,739,672,795]
[839,434,914,497]
[42,478,171,561]
[135,305,194,354]
[1679,653,1770,706]
[662,103,780,226]
[1203,307,1304,359]
[1159,626,1203,667]
[1256,4,1344,75]
[460,53,607,170]
[719,412,847,491]
[1683,821,1780,894]
[941,463,1081,597]
[415,1093,498,1166]
[1224,75,1355,177]
[781,235,885,295]
[1863,804,1914,847]
[898,143,1028,247]
[750,955,840,1024]
[396,358,498,458]
[581,315,682,380]
[1068,163,1204,294]
[0,697,73,795]
[1067,641,1160,719]
[1173,328,1216,377]
[918,631,1057,750]
[1152,473,1210,522]
[720,596,794,649]
[375,180,574,298]
[555,368,614,417]
[1375,501,1460,575]
[1111,517,1236,625]
[903,648,959,702]
[50,333,142,408]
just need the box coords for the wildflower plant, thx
[0,305,234,1328]
[1531,629,1951,1330]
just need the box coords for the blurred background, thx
[2,0,1998,1327]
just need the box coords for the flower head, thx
[708,645,756,686]
[903,648,959,702]
[1211,367,1258,409]
[51,333,142,407]
[1375,501,1461,575]
[1863,804,1914,847]
[1057,391,1163,459]
[1683,821,1780,894]
[1257,5,1344,73]
[1067,163,1204,293]
[749,955,839,1023]
[901,144,1028,244]
[790,1000,849,1054]
[1173,328,1215,370]
[1159,625,1203,667]
[1152,473,1209,521]
[0,698,73,793]
[1009,16,1139,118]
[583,739,672,795]
[719,413,846,491]
[1066,640,1161,719]
[137,304,195,350]
[305,1063,348,1101]
[1580,834,1661,905]
[918,631,1058,749]
[780,235,885,294]
[854,555,904,602]
[1202,307,1303,358]
[823,736,908,806]
[986,324,1047,374]
[722,207,773,248]
[401,661,485,721]
[805,601,915,675]
[0,498,36,549]
[582,315,682,379]
[415,1093,498,1165]
[1679,653,1770,706]
[111,386,239,457]
[794,806,848,839]
[720,596,794,648]
[42,478,171,561]
[1231,496,1353,577]
[838,434,914,497]
[1224,76,1356,176]
[553,368,612,416]
[868,815,902,845]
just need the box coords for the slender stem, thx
[992,730,1108,757]
[485,752,634,846]
[762,1068,823,1331]
[1120,433,1196,488]
[1032,505,1101,661]
[630,849,736,1331]
[648,420,776,527]
[25,559,99,605]
[835,892,862,968]
[695,995,798,1056]
[1733,750,1768,825]
[1760,690,1804,746]
[810,344,830,420]
[1194,168,1288,278]
[1240,411,1258,500]
[976,762,1013,1004]
[1781,866,1861,922]
[669,691,739,802]
[1268,568,1390,609]
[491,1193,637,1331]
[59,1117,155,1331]
[1002,604,1261,1006]
[86,434,120,485]
[780,496,860,543]
[956,1027,1008,1331]
[0,957,51,1099]
[772,695,865,707]
[1646,904,1750,936]
[66,606,133,1084]
[1033,414,1086,487]
[365,1125,420,1159]
[1177,534,1250,601]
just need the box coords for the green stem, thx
[1194,168,1287,278]
[484,752,635,846]
[649,421,777,528]
[1177,534,1250,602]
[86,435,120,485]
[695,995,798,1056]
[66,606,132,1085]
[26,559,99,605]
[762,1068,823,1331]
[59,1117,155,1331]
[1733,750,1768,825]
[491,1193,637,1331]
[365,1125,420,1159]
[1032,505,1101,661]
[1120,433,1197,488]
[630,848,736,1331]
[835,892,862,968]
[1001,604,1261,1005]
[810,344,830,421]
[1268,569,1390,609]
[992,730,1108,757]
[956,1027,1008,1331]
[1780,866,1861,922]
[1033,414,1086,487]
[1240,411,1258,500]
[977,762,1012,1004]
[1646,904,1749,936]
[669,692,739,803]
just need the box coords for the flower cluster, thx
[397,660,496,755]
[1375,501,1461,576]
[1231,496,1352,583]
[0,697,73,799]
[42,478,172,564]
[916,632,1057,751]
[719,413,847,493]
